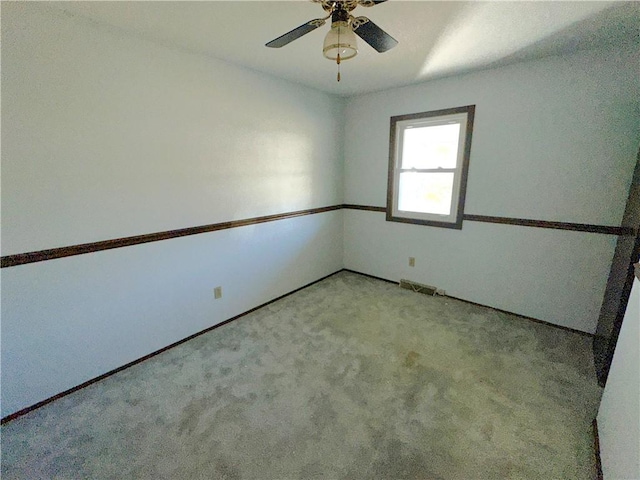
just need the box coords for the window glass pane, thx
[401,123,460,169]
[398,172,454,215]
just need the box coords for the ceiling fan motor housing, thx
[320,1,359,13]
[331,6,350,25]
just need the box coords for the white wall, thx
[597,277,640,480]
[343,46,639,333]
[1,3,344,255]
[1,3,344,416]
[344,210,617,332]
[1,213,343,417]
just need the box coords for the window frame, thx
[386,105,475,230]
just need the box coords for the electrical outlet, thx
[409,257,415,267]
[214,286,222,299]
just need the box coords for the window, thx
[386,105,475,229]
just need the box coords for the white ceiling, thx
[53,1,639,96]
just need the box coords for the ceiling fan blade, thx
[351,16,398,53]
[265,18,326,48]
[358,0,389,6]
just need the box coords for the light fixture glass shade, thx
[322,21,358,61]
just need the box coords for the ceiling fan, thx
[265,0,398,81]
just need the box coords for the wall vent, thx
[399,279,437,296]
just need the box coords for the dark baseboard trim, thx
[342,205,632,236]
[1,205,342,268]
[345,268,593,337]
[445,294,594,337]
[0,269,343,425]
[0,268,594,423]
[342,268,397,284]
[593,419,604,480]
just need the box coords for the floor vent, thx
[399,279,437,296]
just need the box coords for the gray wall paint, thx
[0,3,344,416]
[343,46,639,333]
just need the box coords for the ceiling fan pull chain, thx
[336,25,341,82]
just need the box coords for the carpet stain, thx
[299,461,324,478]
[310,393,338,435]
[178,397,212,435]
[403,350,420,368]
[215,458,242,480]
[481,422,494,441]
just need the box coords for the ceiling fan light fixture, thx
[322,21,358,61]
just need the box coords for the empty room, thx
[1,1,639,479]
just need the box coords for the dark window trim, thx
[386,105,476,230]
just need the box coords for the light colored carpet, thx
[1,271,601,479]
